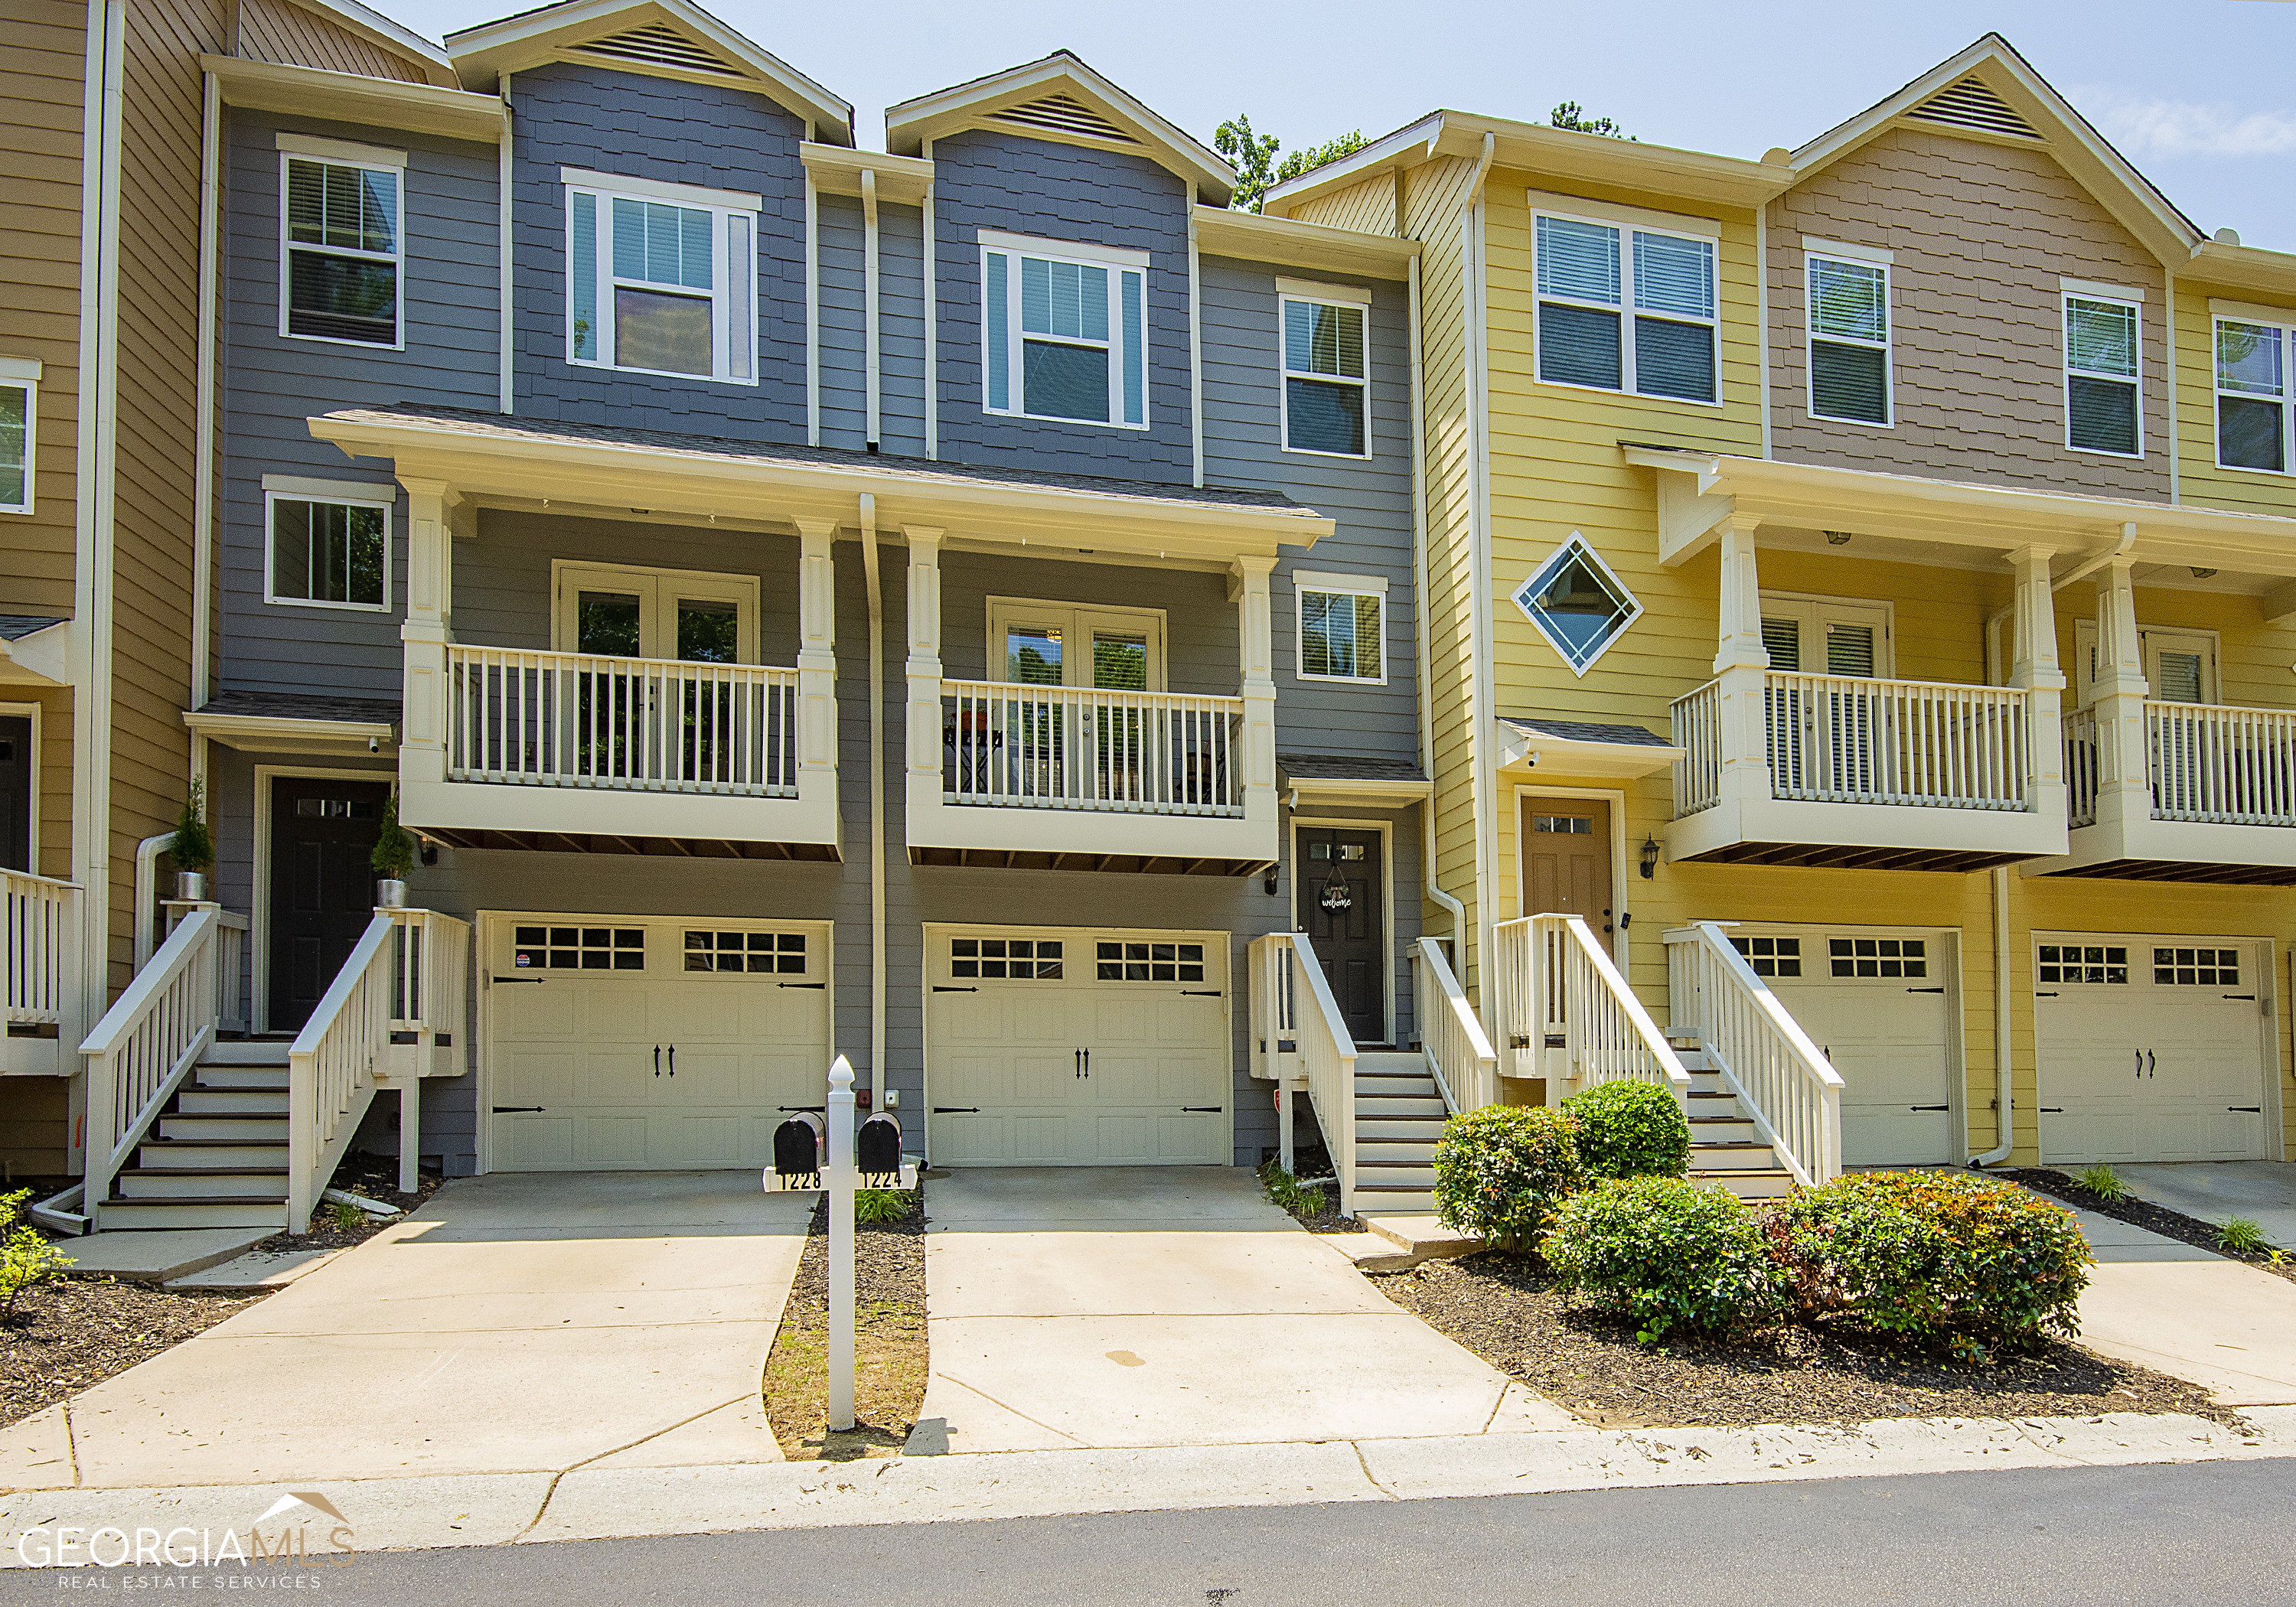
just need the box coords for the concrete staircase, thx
[1351,1050,1447,1217]
[96,1041,292,1231]
[1672,1038,1796,1201]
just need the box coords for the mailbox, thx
[771,1111,823,1189]
[856,1111,902,1185]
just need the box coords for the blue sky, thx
[384,0,2296,249]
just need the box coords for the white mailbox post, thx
[826,1054,856,1433]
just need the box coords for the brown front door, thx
[269,777,390,1032]
[1523,800,1614,943]
[1296,826,1385,1044]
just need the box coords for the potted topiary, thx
[170,778,214,901]
[371,789,416,908]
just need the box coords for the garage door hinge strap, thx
[1182,989,1222,997]
[933,1107,980,1113]
[493,1106,545,1113]
[2230,1106,2263,1113]
[1910,1104,1949,1111]
[1182,1106,1222,1113]
[1906,986,1945,993]
[778,982,826,989]
[933,986,977,993]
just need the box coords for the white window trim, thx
[1799,236,1892,266]
[1277,286,1372,459]
[278,149,406,352]
[978,234,1150,431]
[1756,591,1896,679]
[2061,275,2143,303]
[1805,251,1893,429]
[1530,207,1722,409]
[563,176,762,388]
[984,596,1168,689]
[550,559,762,662]
[2063,289,2144,460]
[1512,532,1644,679]
[263,485,394,614]
[276,131,405,168]
[0,365,37,517]
[2212,311,2294,478]
[1293,575,1387,686]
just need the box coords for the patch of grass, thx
[1257,1160,1327,1219]
[2218,1217,2270,1256]
[2074,1164,2130,1202]
[325,1201,366,1232]
[854,1188,915,1226]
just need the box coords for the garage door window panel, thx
[2037,944,2129,985]
[951,937,1064,980]
[513,924,645,971]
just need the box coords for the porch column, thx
[795,520,839,821]
[2005,545,2065,820]
[903,528,945,802]
[1709,517,1770,823]
[1233,554,1278,828]
[399,478,461,793]
[2092,548,2151,836]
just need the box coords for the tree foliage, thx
[1551,100,1632,140]
[1215,116,1368,212]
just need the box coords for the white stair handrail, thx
[1410,937,1495,1114]
[287,913,396,1234]
[1247,931,1358,1215]
[78,905,223,1230]
[1663,921,1844,1187]
[1491,914,1691,1107]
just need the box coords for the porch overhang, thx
[2034,820,2296,887]
[1280,754,1430,807]
[310,406,1332,566]
[1494,717,1681,780]
[0,617,73,689]
[184,692,400,756]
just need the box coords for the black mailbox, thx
[856,1111,902,1185]
[771,1112,823,1188]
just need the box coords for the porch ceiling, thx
[309,406,1331,566]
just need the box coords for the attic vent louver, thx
[1903,77,2040,140]
[989,92,1137,145]
[568,24,743,79]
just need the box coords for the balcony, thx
[2053,699,2296,884]
[1669,667,2066,871]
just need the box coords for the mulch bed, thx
[252,1153,446,1253]
[2012,1169,2296,1287]
[1378,1250,2237,1430]
[0,1279,263,1429]
[764,1188,928,1462]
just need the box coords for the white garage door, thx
[927,926,1229,1166]
[1731,928,1957,1166]
[2036,936,2272,1165]
[487,916,831,1171]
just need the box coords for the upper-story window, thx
[1805,246,1892,426]
[2216,311,2294,474]
[279,135,402,349]
[0,358,35,516]
[1294,572,1384,684]
[1533,211,1717,405]
[1279,283,1370,456]
[563,169,758,386]
[980,231,1148,429]
[263,477,392,612]
[2063,285,2141,457]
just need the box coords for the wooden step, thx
[1355,1116,1447,1141]
[1351,1186,1436,1214]
[194,1065,289,1091]
[1691,1140,1782,1172]
[96,1198,288,1231]
[136,1139,289,1171]
[177,1089,290,1116]
[1688,1116,1759,1143]
[117,1169,290,1199]
[1357,1096,1446,1118]
[1355,1162,1437,1188]
[202,1041,292,1066]
[158,1113,288,1143]
[1693,1169,1797,1201]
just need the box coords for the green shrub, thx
[2074,1164,2130,1202]
[371,789,416,881]
[854,1188,914,1225]
[169,779,213,876]
[0,1190,72,1319]
[1561,1081,1691,1181]
[1768,1171,2092,1360]
[2219,1217,2269,1256]
[1432,1105,1584,1244]
[1541,1177,1783,1344]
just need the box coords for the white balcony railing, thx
[2063,705,2100,828]
[446,646,799,798]
[2148,701,2296,826]
[943,680,1244,817]
[1671,679,1722,817]
[3,871,80,1028]
[1764,673,2031,810]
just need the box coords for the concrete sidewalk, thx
[2118,1162,2296,1249]
[910,1167,1572,1453]
[2066,1204,2296,1407]
[0,1172,810,1489]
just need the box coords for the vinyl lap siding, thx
[2172,279,2296,519]
[233,0,435,84]
[1281,171,1396,237]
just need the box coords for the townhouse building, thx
[1268,34,2296,1183]
[45,0,1445,1230]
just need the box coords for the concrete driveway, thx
[2117,1162,2296,1249]
[0,1172,810,1490]
[909,1167,1573,1454]
[2064,1205,2296,1407]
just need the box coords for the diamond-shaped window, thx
[1512,535,1642,675]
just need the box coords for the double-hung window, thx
[1534,210,1717,404]
[2215,308,2294,474]
[1294,572,1384,683]
[980,231,1148,429]
[264,478,392,612]
[2063,284,2141,456]
[563,168,758,385]
[1805,246,1892,425]
[279,135,402,347]
[0,358,35,516]
[1279,283,1370,455]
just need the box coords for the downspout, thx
[191,70,220,791]
[1188,204,1204,487]
[2052,522,2138,594]
[804,171,820,445]
[2162,263,2179,504]
[862,168,879,450]
[1971,864,2015,1166]
[1461,131,1498,1016]
[859,494,885,1108]
[497,74,514,414]
[922,142,936,460]
[1408,250,1463,943]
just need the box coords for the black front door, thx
[0,717,29,872]
[269,777,390,1032]
[1296,826,1384,1044]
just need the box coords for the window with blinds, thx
[981,233,1148,429]
[2216,316,2291,474]
[1533,214,1717,404]
[2065,295,2141,456]
[1807,255,1890,425]
[282,154,400,347]
[1280,294,1370,456]
[564,175,757,384]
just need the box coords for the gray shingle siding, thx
[507,62,808,440]
[217,109,498,701]
[931,129,1192,480]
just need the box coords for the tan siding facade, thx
[1284,171,1397,237]
[233,0,430,83]
[1768,125,2170,500]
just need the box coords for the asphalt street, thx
[8,1456,2294,1604]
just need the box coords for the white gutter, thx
[859,494,886,1108]
[1971,865,2016,1166]
[1407,250,1464,944]
[804,171,820,446]
[922,141,936,461]
[497,73,514,414]
[191,70,220,789]
[1187,206,1204,487]
[2051,521,2138,593]
[1461,130,1499,1016]
[862,168,879,449]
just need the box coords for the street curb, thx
[5,1407,2291,1563]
